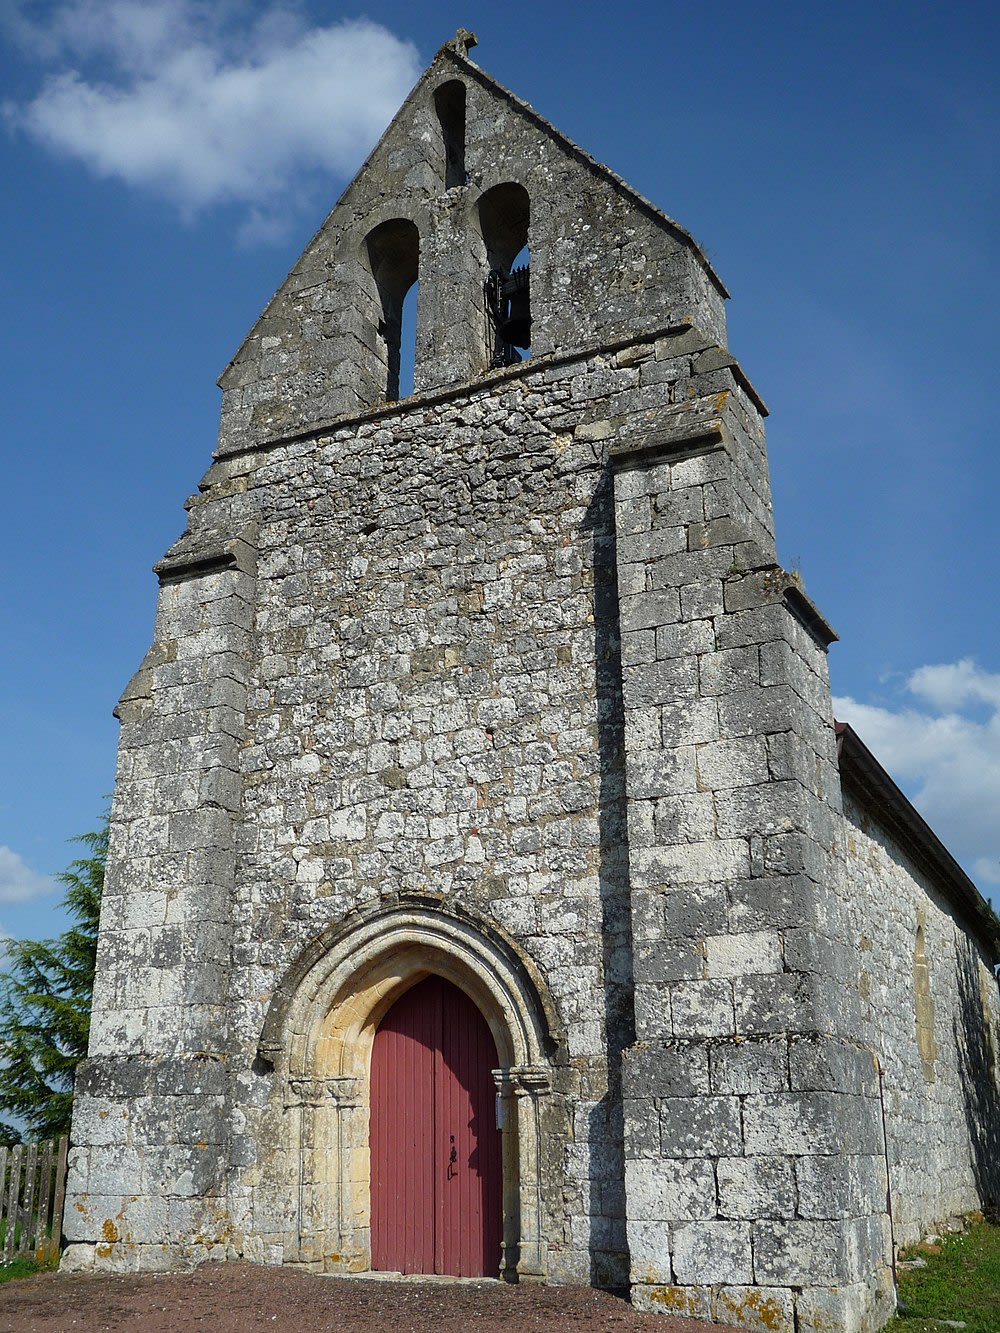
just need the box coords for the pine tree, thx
[0,816,106,1144]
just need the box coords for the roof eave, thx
[836,721,1000,962]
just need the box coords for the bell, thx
[498,266,531,348]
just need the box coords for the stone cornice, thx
[213,323,767,462]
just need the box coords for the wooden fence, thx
[0,1137,68,1266]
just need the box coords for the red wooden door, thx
[370,976,502,1277]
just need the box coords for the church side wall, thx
[840,791,1000,1245]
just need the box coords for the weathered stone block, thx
[627,746,697,800]
[718,685,799,738]
[622,1100,660,1159]
[652,792,716,843]
[667,980,736,1039]
[710,1036,788,1095]
[735,972,837,1036]
[621,628,656,667]
[661,696,720,746]
[728,873,816,932]
[743,1091,880,1156]
[788,1034,876,1095]
[624,1040,711,1098]
[625,1159,717,1221]
[634,938,705,983]
[751,1218,855,1285]
[634,838,750,889]
[717,1156,796,1220]
[679,579,726,621]
[715,780,804,840]
[794,1282,888,1333]
[652,484,705,525]
[672,1221,753,1284]
[794,1153,884,1220]
[655,620,715,661]
[705,931,782,979]
[713,1285,795,1333]
[695,736,769,790]
[626,1222,672,1285]
[634,981,672,1037]
[663,883,730,939]
[617,531,687,568]
[624,659,700,707]
[698,647,760,698]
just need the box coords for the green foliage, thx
[888,1221,1000,1333]
[0,816,107,1143]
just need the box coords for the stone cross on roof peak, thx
[448,28,478,55]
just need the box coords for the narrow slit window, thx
[505,244,531,361]
[434,81,467,189]
[913,915,937,1083]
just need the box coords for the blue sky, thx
[1,0,998,945]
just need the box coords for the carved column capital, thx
[493,1065,552,1096]
[283,1075,362,1109]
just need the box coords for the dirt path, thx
[0,1264,739,1333]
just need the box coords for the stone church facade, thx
[63,34,1000,1333]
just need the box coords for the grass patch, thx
[0,1219,59,1283]
[888,1221,1000,1333]
[0,1254,51,1284]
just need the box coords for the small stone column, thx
[284,1075,364,1269]
[495,1065,551,1281]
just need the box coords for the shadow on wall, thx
[954,945,1000,1221]
[584,466,635,1289]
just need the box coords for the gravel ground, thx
[0,1264,740,1333]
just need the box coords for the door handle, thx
[448,1134,457,1176]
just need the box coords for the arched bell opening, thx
[260,905,558,1281]
[363,218,420,402]
[478,183,531,368]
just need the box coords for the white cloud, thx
[907,659,1000,712]
[3,1,421,231]
[834,659,1000,889]
[0,846,56,903]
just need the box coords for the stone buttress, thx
[63,33,895,1332]
[611,376,893,1330]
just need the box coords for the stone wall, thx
[66,324,726,1281]
[65,314,908,1331]
[222,338,642,1285]
[841,789,1000,1246]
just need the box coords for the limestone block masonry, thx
[63,33,1000,1333]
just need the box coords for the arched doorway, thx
[370,976,502,1276]
[258,903,558,1279]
